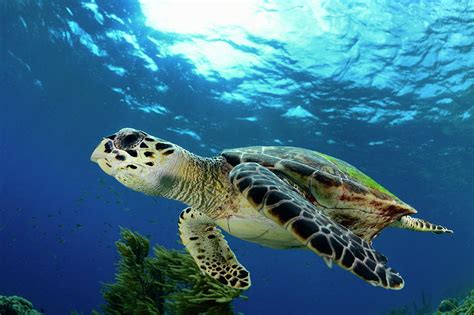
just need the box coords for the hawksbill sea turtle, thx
[91,128,452,290]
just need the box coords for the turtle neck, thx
[159,148,234,215]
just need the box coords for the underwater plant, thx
[0,295,42,315]
[100,228,246,315]
[412,291,433,314]
[383,292,433,315]
[384,289,474,315]
[436,290,474,315]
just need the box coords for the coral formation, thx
[0,295,42,315]
[100,228,246,315]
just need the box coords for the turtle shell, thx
[221,146,416,242]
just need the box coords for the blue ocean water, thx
[1,0,473,314]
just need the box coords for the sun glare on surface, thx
[138,0,262,35]
[138,0,335,81]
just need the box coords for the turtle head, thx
[91,128,181,195]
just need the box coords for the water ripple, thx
[3,0,473,145]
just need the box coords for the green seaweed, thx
[413,292,433,314]
[100,228,246,315]
[436,290,474,315]
[0,295,42,315]
[383,289,473,315]
[383,291,433,315]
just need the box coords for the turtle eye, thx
[123,134,139,147]
[115,131,145,150]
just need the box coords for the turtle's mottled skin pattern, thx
[178,207,251,289]
[91,128,452,291]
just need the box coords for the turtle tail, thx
[391,216,453,234]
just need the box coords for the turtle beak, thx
[91,139,117,176]
[90,139,111,163]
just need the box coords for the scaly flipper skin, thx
[391,216,453,234]
[229,162,404,290]
[178,207,251,289]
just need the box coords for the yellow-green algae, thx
[100,228,246,315]
[318,152,398,198]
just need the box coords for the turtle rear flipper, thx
[391,216,453,234]
[230,162,404,290]
[178,207,251,289]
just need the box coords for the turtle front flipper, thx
[230,162,404,290]
[178,207,251,290]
